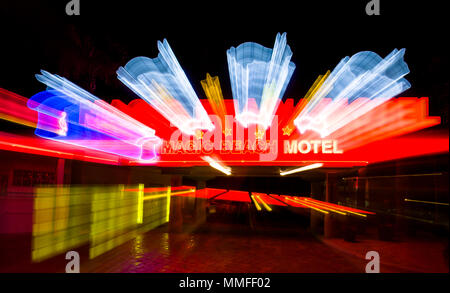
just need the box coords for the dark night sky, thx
[0,0,448,128]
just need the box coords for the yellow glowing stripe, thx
[201,73,227,120]
[255,195,272,212]
[166,186,171,222]
[0,113,37,128]
[285,197,329,214]
[250,195,262,211]
[171,189,196,196]
[143,194,167,200]
[289,71,330,124]
[303,72,330,104]
[404,198,449,206]
[301,71,331,114]
[137,184,144,224]
[302,198,367,217]
[297,198,347,216]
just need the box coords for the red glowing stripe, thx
[214,190,251,202]
[0,131,121,165]
[0,88,38,127]
[195,188,228,199]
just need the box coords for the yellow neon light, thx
[32,185,171,261]
[302,198,367,217]
[285,197,329,214]
[250,195,262,211]
[282,71,330,133]
[171,189,196,196]
[255,195,272,212]
[404,198,449,206]
[137,184,144,224]
[298,198,347,216]
[0,113,37,128]
[143,194,167,200]
[166,186,171,222]
[303,71,330,106]
[201,73,227,122]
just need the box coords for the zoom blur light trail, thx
[250,194,262,211]
[280,163,324,176]
[0,88,38,128]
[289,196,376,217]
[201,73,227,125]
[117,39,214,136]
[28,70,161,161]
[201,156,232,175]
[284,196,329,214]
[227,32,296,129]
[294,49,411,138]
[251,193,272,212]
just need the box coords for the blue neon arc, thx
[28,71,161,161]
[294,48,411,137]
[117,39,214,136]
[227,32,296,129]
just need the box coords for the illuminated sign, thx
[0,43,447,168]
[283,140,343,154]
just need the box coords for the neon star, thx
[255,129,265,139]
[195,130,204,139]
[223,128,233,136]
[282,125,293,136]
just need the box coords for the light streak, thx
[201,73,227,123]
[282,72,330,134]
[284,196,329,214]
[227,32,295,129]
[250,194,262,211]
[253,194,272,212]
[296,198,347,216]
[201,156,231,175]
[137,183,144,224]
[0,88,38,128]
[293,49,411,137]
[166,186,171,222]
[117,39,214,135]
[404,198,449,206]
[303,198,367,217]
[280,163,323,176]
[29,70,161,161]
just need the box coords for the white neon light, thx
[201,156,231,175]
[227,32,296,129]
[117,39,214,136]
[280,163,324,176]
[32,70,161,161]
[294,49,410,137]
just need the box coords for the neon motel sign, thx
[283,140,342,154]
